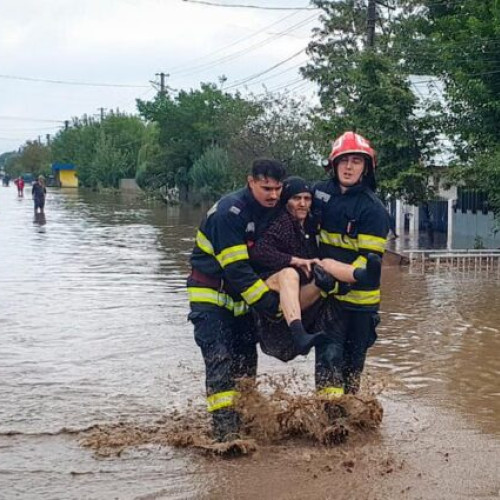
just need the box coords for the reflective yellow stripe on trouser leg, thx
[207,390,240,412]
[317,387,345,399]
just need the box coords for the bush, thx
[190,147,235,201]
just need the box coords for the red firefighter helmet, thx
[325,131,377,189]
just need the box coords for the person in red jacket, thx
[14,176,25,197]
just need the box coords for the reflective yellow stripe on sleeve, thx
[216,244,249,268]
[358,233,386,253]
[319,230,358,251]
[187,287,248,316]
[241,279,269,305]
[207,390,239,412]
[336,288,380,306]
[196,230,215,255]
[352,255,367,268]
[317,387,345,399]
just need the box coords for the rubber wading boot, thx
[212,408,241,442]
[353,253,382,287]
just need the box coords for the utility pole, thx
[367,0,377,48]
[155,72,168,95]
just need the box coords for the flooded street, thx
[1,186,499,499]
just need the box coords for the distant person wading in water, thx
[32,176,47,214]
[14,176,25,197]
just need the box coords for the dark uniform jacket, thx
[249,208,318,285]
[313,179,390,312]
[188,187,280,317]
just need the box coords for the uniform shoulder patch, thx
[315,190,331,203]
[229,205,241,215]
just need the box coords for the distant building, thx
[52,163,78,188]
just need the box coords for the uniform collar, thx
[331,179,366,196]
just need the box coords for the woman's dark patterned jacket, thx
[249,208,318,284]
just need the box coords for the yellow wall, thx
[59,170,78,188]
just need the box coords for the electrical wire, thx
[0,116,65,123]
[170,12,318,78]
[224,48,306,89]
[0,74,149,88]
[167,10,301,73]
[182,0,317,10]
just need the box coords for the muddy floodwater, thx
[1,186,499,500]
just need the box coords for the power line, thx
[224,48,306,89]
[168,10,300,73]
[0,116,65,123]
[0,74,150,88]
[170,13,317,78]
[182,0,317,10]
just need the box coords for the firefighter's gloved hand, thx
[313,265,350,296]
[253,290,280,318]
[292,330,331,356]
[313,264,336,292]
[353,253,382,287]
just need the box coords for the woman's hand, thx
[290,257,320,278]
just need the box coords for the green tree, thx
[51,113,148,188]
[137,82,260,198]
[301,0,437,203]
[51,117,100,186]
[229,92,324,183]
[89,132,129,189]
[135,123,165,189]
[401,0,500,157]
[190,146,235,201]
[397,0,500,216]
[7,140,51,178]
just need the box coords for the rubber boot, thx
[212,408,241,442]
[353,253,382,287]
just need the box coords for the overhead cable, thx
[182,0,317,10]
[0,115,65,123]
[171,13,317,77]
[224,48,306,89]
[0,74,150,88]
[168,10,300,72]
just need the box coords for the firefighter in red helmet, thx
[313,131,390,398]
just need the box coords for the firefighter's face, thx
[286,192,312,222]
[248,176,283,208]
[336,154,365,188]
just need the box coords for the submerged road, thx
[0,185,499,499]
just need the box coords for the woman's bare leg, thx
[266,267,301,324]
[266,270,322,318]
[299,282,321,310]
[320,258,357,283]
[265,268,328,354]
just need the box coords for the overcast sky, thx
[0,0,320,154]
